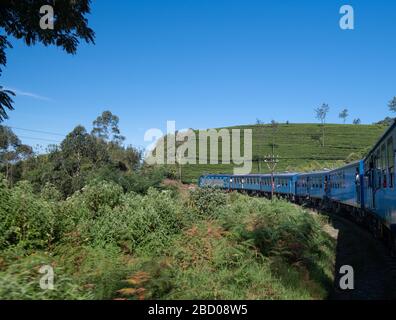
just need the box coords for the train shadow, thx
[320,210,396,300]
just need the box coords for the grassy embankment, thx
[175,123,387,182]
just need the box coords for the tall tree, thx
[353,118,361,125]
[339,109,349,124]
[92,111,125,145]
[0,125,32,183]
[388,97,396,113]
[0,0,95,121]
[315,103,330,147]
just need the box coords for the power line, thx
[8,126,66,137]
[17,135,62,143]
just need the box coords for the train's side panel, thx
[328,161,363,208]
[199,175,230,189]
[260,175,273,193]
[240,176,262,191]
[307,172,327,199]
[290,175,298,195]
[274,174,298,195]
[296,174,309,198]
[363,124,396,231]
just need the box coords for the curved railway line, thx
[199,121,396,299]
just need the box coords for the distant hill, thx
[374,117,395,126]
[171,123,388,183]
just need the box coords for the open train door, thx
[371,156,380,209]
[355,163,363,206]
[324,174,330,199]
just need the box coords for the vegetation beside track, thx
[0,181,336,300]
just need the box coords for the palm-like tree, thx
[0,86,14,121]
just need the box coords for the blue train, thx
[199,121,396,252]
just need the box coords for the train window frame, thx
[375,150,381,189]
[387,137,394,189]
[381,143,387,188]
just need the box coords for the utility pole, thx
[264,121,280,200]
[264,153,279,200]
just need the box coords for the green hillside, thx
[174,123,388,183]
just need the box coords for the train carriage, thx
[198,119,396,252]
[273,173,298,197]
[328,160,364,209]
[296,173,310,199]
[363,121,396,240]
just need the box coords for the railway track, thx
[324,211,396,300]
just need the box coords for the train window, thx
[381,144,386,170]
[381,144,387,188]
[388,137,394,188]
[375,150,381,188]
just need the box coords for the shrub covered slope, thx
[0,178,336,300]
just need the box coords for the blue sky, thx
[2,0,396,149]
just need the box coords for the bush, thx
[0,181,56,250]
[54,244,133,300]
[40,182,62,202]
[80,180,123,214]
[188,187,227,217]
[88,188,184,253]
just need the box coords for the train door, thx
[366,156,375,209]
[372,151,381,209]
[306,176,310,197]
[355,166,361,205]
[324,175,330,198]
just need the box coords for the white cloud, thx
[5,87,53,102]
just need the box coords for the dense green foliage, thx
[1,115,365,300]
[0,178,335,300]
[0,111,173,198]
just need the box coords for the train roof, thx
[328,160,362,172]
[297,170,330,176]
[364,119,396,160]
[231,172,299,177]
